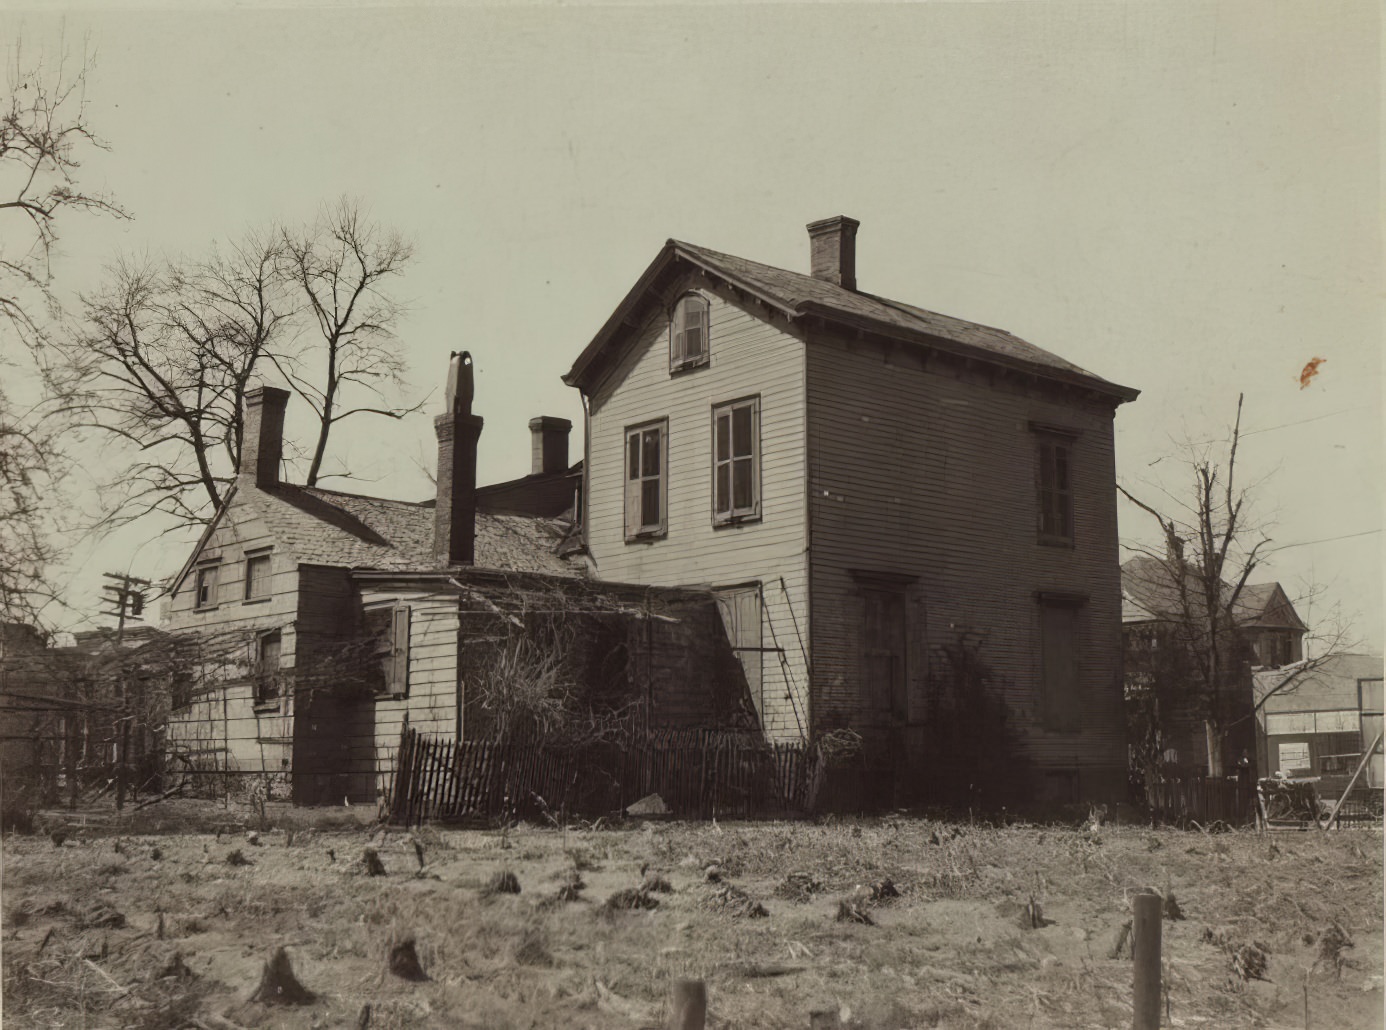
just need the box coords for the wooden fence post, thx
[668,979,706,1030]
[1132,889,1163,1030]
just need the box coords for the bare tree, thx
[2,38,128,352]
[68,231,291,528]
[1120,395,1358,777]
[276,198,418,486]
[0,41,127,626]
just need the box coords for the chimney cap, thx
[528,416,573,432]
[807,215,860,236]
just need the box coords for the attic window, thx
[244,551,272,602]
[195,563,220,610]
[670,293,710,372]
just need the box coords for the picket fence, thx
[386,726,824,828]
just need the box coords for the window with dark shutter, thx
[254,630,282,707]
[712,396,760,524]
[670,294,710,371]
[365,605,410,698]
[1030,423,1078,547]
[624,421,668,540]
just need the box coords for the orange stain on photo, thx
[1298,357,1326,389]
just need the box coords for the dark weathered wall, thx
[805,326,1130,801]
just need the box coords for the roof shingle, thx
[250,484,580,577]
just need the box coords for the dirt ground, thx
[1,802,1381,1029]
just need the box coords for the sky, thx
[5,0,1382,652]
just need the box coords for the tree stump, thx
[250,947,315,1005]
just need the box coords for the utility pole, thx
[101,572,150,810]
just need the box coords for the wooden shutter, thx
[625,429,642,538]
[390,606,411,696]
[716,586,763,717]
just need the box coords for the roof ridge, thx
[296,483,433,508]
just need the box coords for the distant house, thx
[1255,653,1384,792]
[562,216,1139,804]
[161,366,749,805]
[1121,554,1308,776]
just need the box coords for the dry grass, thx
[1,808,1381,1029]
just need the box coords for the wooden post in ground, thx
[668,979,706,1030]
[1132,890,1163,1030]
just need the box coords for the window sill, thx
[242,596,272,606]
[669,359,709,377]
[194,605,220,614]
[624,530,666,544]
[713,513,761,529]
[1037,536,1075,549]
[252,702,281,714]
[374,691,407,702]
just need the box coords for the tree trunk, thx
[1204,720,1224,777]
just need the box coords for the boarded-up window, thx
[366,606,411,698]
[624,421,668,539]
[862,588,907,720]
[715,585,763,718]
[712,397,760,524]
[244,551,272,601]
[670,293,710,370]
[254,630,281,706]
[1040,601,1080,732]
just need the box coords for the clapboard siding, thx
[358,586,461,797]
[806,328,1127,795]
[586,278,810,742]
[164,492,300,778]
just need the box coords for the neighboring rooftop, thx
[1121,555,1306,630]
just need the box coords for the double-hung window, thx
[624,421,668,539]
[194,562,220,610]
[244,550,272,602]
[670,294,710,371]
[712,396,760,524]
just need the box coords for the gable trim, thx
[167,482,239,600]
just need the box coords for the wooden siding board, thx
[587,279,810,742]
[805,328,1127,791]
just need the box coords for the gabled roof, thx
[171,480,581,595]
[563,239,1139,403]
[1120,556,1306,631]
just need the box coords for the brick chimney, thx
[435,351,484,566]
[528,416,572,475]
[239,385,290,488]
[807,215,860,291]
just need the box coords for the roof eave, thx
[794,300,1140,404]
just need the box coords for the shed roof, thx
[1254,653,1385,713]
[563,238,1138,402]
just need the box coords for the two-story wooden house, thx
[563,217,1139,802]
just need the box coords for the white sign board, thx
[1277,742,1311,774]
